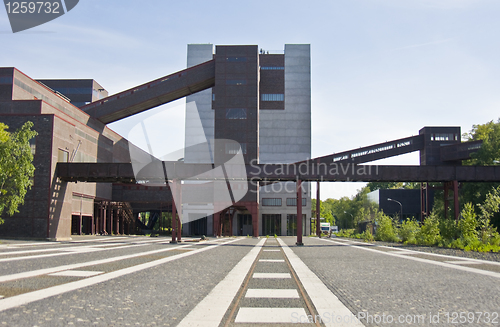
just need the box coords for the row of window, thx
[262,198,307,206]
[431,133,458,141]
[0,76,13,84]
[225,143,247,155]
[226,108,247,119]
[261,66,284,70]
[261,94,284,101]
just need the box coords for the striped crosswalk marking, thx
[253,273,291,279]
[49,270,104,277]
[245,289,299,298]
[235,307,308,323]
[259,259,284,262]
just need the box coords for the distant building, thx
[36,79,108,108]
[367,188,435,221]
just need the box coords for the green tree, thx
[366,182,420,191]
[461,118,500,228]
[311,199,334,224]
[0,121,38,220]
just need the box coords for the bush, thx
[375,214,399,242]
[336,229,356,238]
[416,214,441,246]
[398,219,420,244]
[438,218,459,242]
[459,203,479,244]
[361,230,374,242]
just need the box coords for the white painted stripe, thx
[0,242,122,256]
[263,249,280,252]
[246,288,299,298]
[320,238,500,279]
[0,238,240,313]
[0,243,186,283]
[278,238,364,327]
[253,273,291,279]
[0,243,149,263]
[49,270,104,277]
[235,307,308,323]
[337,238,500,266]
[387,250,415,254]
[445,260,482,265]
[259,259,284,262]
[177,238,266,327]
[70,237,129,243]
[2,242,61,247]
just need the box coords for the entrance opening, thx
[262,214,281,236]
[286,214,306,236]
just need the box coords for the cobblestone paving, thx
[283,237,500,327]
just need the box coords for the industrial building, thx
[182,44,312,237]
[0,44,312,240]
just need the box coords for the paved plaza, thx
[0,236,499,326]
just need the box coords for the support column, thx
[114,208,119,235]
[100,204,105,235]
[296,180,303,246]
[316,181,321,237]
[214,212,220,237]
[420,183,425,222]
[453,180,460,220]
[177,211,182,242]
[78,213,82,236]
[171,200,177,243]
[107,206,112,235]
[444,182,449,220]
[251,203,259,238]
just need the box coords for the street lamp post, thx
[387,198,403,219]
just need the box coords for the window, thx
[431,133,457,141]
[212,93,215,101]
[261,94,284,101]
[0,77,13,84]
[226,80,247,85]
[286,198,307,206]
[226,56,247,62]
[262,198,282,206]
[226,108,247,119]
[225,143,247,155]
[58,149,69,162]
[261,66,284,70]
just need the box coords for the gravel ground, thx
[336,237,500,262]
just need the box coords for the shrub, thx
[336,229,356,238]
[399,219,420,244]
[375,214,399,242]
[438,217,459,242]
[361,230,374,242]
[416,213,441,246]
[459,203,479,246]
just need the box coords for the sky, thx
[1,0,499,200]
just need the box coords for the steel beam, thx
[57,162,500,183]
[82,60,215,124]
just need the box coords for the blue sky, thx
[1,0,499,199]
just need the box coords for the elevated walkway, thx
[81,59,215,124]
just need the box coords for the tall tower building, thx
[184,44,311,237]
